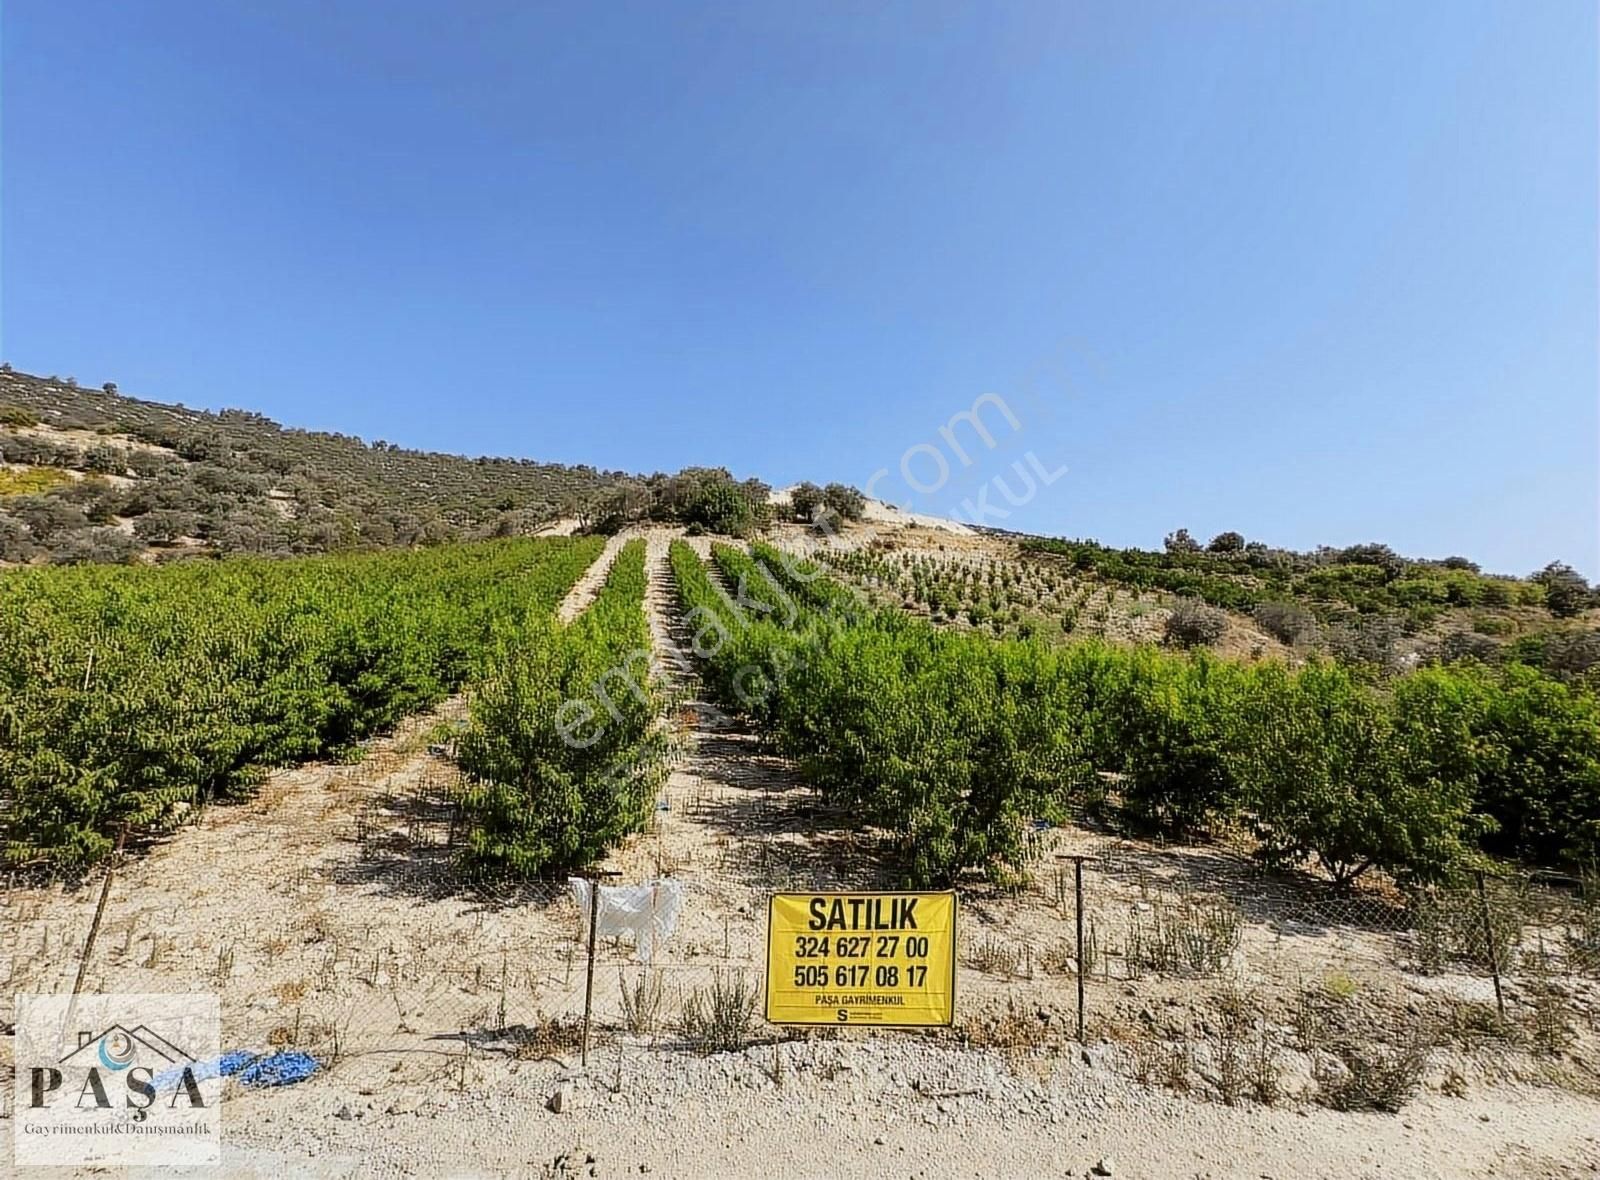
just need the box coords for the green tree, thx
[1534,561,1591,619]
[1164,528,1201,554]
[788,481,824,523]
[1227,662,1478,886]
[821,482,866,521]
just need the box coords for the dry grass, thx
[680,970,758,1055]
[272,978,309,1005]
[965,935,1024,978]
[960,998,1059,1075]
[1315,1034,1428,1113]
[1123,894,1241,978]
[619,969,667,1034]
[509,1014,589,1060]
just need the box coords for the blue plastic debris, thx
[219,1049,259,1076]
[237,1050,320,1088]
[151,1049,261,1092]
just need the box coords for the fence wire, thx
[4,795,1597,1117]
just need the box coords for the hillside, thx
[0,366,636,563]
[768,518,1598,695]
[2,363,1594,688]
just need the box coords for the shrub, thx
[0,404,38,428]
[619,970,666,1034]
[0,515,36,562]
[1323,613,1404,671]
[11,497,89,541]
[1542,629,1600,681]
[1315,1036,1427,1112]
[1208,531,1246,553]
[83,443,128,475]
[680,970,757,1055]
[1429,630,1501,666]
[456,540,666,875]
[1124,894,1241,975]
[1164,599,1228,648]
[1253,601,1318,647]
[48,527,144,566]
[133,509,200,546]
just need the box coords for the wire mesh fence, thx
[4,790,1597,1117]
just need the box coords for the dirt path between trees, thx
[3,529,1597,1178]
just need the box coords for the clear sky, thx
[2,2,1595,576]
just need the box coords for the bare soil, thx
[3,528,1598,1178]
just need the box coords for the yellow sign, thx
[765,891,958,1027]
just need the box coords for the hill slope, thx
[0,367,634,563]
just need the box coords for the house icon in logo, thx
[59,1025,194,1072]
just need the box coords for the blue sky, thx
[2,1,1595,576]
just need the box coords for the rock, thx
[1092,1158,1114,1177]
[547,1084,574,1114]
[333,1104,354,1120]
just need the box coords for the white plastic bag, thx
[569,878,686,963]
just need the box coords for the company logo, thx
[14,994,221,1167]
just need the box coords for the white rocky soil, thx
[4,530,1598,1179]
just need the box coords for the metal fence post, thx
[1474,870,1506,1020]
[580,870,620,1067]
[1074,856,1086,1044]
[71,826,127,999]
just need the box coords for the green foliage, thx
[1164,528,1201,554]
[596,467,772,537]
[821,482,866,521]
[672,540,1093,885]
[1226,662,1481,885]
[686,479,764,536]
[0,537,602,869]
[1534,561,1592,619]
[787,481,824,523]
[0,467,73,497]
[1097,649,1240,836]
[0,367,635,563]
[456,540,666,875]
[1020,534,1544,627]
[1451,663,1600,866]
[676,544,1600,884]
